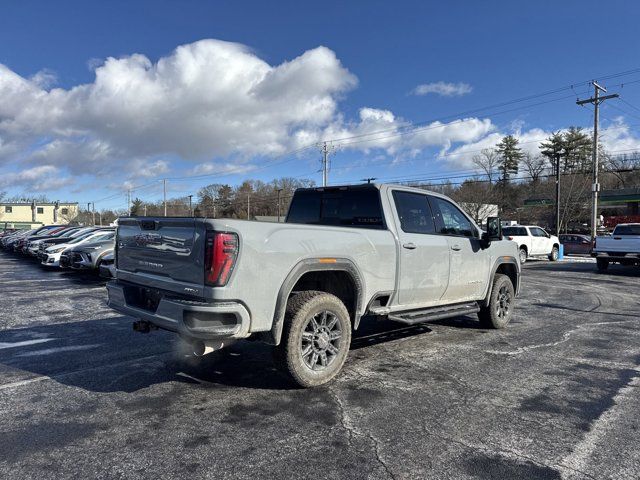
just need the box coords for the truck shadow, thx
[0,312,489,392]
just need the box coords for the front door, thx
[391,190,450,307]
[530,227,549,255]
[428,196,490,302]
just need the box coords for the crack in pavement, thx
[329,387,397,480]
[419,423,597,480]
[484,319,637,356]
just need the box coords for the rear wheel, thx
[519,248,527,264]
[274,291,351,388]
[478,274,515,329]
[548,246,559,261]
[596,258,609,272]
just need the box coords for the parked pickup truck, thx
[592,223,640,271]
[107,184,520,387]
[502,225,561,264]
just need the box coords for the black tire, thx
[548,246,559,261]
[519,248,527,265]
[478,274,515,329]
[596,258,609,272]
[274,291,352,388]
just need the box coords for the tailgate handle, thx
[402,242,417,250]
[140,220,158,230]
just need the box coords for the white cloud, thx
[187,162,255,176]
[412,81,473,97]
[0,39,357,171]
[0,165,72,191]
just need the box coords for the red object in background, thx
[603,215,640,229]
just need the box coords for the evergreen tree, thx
[562,127,592,172]
[539,131,565,174]
[496,135,523,182]
[130,197,144,216]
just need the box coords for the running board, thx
[387,302,480,325]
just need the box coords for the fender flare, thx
[266,258,364,346]
[482,256,520,306]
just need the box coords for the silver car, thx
[62,234,115,271]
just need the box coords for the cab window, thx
[392,191,435,234]
[429,196,475,237]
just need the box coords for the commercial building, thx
[0,202,78,228]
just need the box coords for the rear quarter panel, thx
[206,219,397,332]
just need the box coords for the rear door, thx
[429,195,490,302]
[116,218,207,289]
[391,190,449,306]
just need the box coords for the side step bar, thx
[388,302,480,325]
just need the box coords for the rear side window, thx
[392,191,435,234]
[429,196,475,237]
[286,188,385,229]
[503,227,527,236]
[613,225,640,235]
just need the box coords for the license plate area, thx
[124,285,163,312]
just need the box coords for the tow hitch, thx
[132,320,156,333]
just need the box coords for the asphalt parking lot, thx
[0,254,639,480]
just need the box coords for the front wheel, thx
[519,248,527,264]
[274,291,352,388]
[548,246,559,261]
[478,274,515,329]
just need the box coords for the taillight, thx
[205,232,239,286]
[508,236,514,241]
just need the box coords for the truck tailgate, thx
[596,235,640,253]
[116,217,206,289]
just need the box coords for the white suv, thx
[502,225,560,264]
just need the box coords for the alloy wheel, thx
[300,310,343,371]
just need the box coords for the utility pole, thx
[276,188,283,222]
[188,195,193,217]
[361,177,377,184]
[319,142,336,187]
[163,179,167,217]
[91,202,95,227]
[144,204,147,216]
[555,154,561,235]
[577,81,619,241]
[87,202,91,225]
[247,193,251,220]
[127,190,131,216]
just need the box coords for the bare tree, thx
[472,149,499,184]
[521,153,547,188]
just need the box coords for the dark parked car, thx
[559,234,592,255]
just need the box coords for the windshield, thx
[68,231,97,244]
[613,225,640,235]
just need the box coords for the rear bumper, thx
[106,280,251,341]
[592,251,640,262]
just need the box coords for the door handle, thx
[451,244,462,251]
[402,242,417,250]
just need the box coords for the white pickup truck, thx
[107,183,520,387]
[502,225,561,264]
[592,223,640,271]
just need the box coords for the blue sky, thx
[1,0,640,211]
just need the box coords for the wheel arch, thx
[266,258,364,346]
[483,258,520,307]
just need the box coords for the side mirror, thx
[484,217,502,242]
